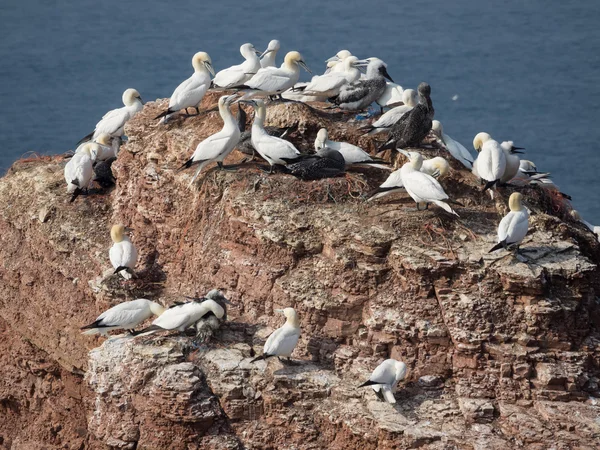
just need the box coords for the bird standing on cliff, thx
[489,192,529,255]
[81,299,166,336]
[132,298,225,335]
[78,89,143,144]
[244,99,301,172]
[64,143,98,202]
[179,95,241,185]
[359,359,407,404]
[155,52,215,121]
[398,151,460,216]
[431,120,473,169]
[361,89,418,136]
[329,58,394,110]
[472,132,507,192]
[314,128,389,170]
[109,224,138,279]
[212,43,261,89]
[237,51,311,99]
[378,82,433,153]
[259,40,281,68]
[499,141,525,184]
[251,307,301,364]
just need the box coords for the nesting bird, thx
[489,192,529,254]
[155,52,214,121]
[283,147,346,180]
[179,95,241,185]
[191,289,232,342]
[376,82,405,112]
[302,56,363,99]
[109,224,138,279]
[64,143,97,202]
[78,88,143,143]
[81,299,165,335]
[362,89,418,136]
[378,82,433,152]
[330,58,393,110]
[251,308,301,364]
[359,359,407,404]
[314,128,389,170]
[499,141,525,184]
[259,40,281,68]
[324,50,353,73]
[213,43,261,89]
[472,132,507,192]
[431,120,474,169]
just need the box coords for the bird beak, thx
[382,67,394,83]
[260,49,273,58]
[325,55,340,63]
[124,226,134,232]
[354,59,370,67]
[254,49,262,56]
[298,60,312,74]
[205,61,215,76]
[138,96,144,104]
[512,150,525,154]
[221,298,233,305]
[274,309,284,313]
[398,149,410,157]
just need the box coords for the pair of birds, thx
[472,132,524,192]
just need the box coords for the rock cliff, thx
[0,92,599,449]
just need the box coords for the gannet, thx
[64,143,97,202]
[75,133,115,160]
[246,99,300,172]
[362,89,418,136]
[109,224,138,279]
[399,151,460,216]
[302,56,362,98]
[93,156,117,188]
[239,51,311,98]
[81,299,165,335]
[324,50,352,73]
[251,308,301,363]
[472,132,507,191]
[314,128,389,170]
[330,58,393,110]
[260,40,281,68]
[431,120,474,169]
[499,141,525,184]
[514,160,551,183]
[368,154,448,201]
[188,289,232,341]
[213,43,261,89]
[132,298,225,335]
[378,82,433,152]
[376,83,404,112]
[179,95,241,185]
[78,88,143,143]
[571,210,600,241]
[283,147,346,180]
[359,359,407,403]
[489,192,529,254]
[155,52,214,121]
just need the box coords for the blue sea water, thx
[0,0,599,222]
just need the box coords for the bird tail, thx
[367,186,400,202]
[377,139,396,153]
[488,240,507,253]
[81,329,100,335]
[358,379,381,388]
[178,158,200,172]
[482,180,498,192]
[447,199,464,207]
[250,353,273,363]
[77,131,94,145]
[130,325,163,336]
[154,108,173,120]
[432,200,459,217]
[80,320,102,334]
[113,266,134,275]
[353,161,392,171]
[69,187,82,203]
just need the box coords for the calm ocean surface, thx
[1,0,599,222]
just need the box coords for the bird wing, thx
[109,244,123,269]
[369,360,396,385]
[120,240,138,268]
[213,63,246,88]
[304,73,346,93]
[444,134,473,168]
[71,155,92,186]
[255,135,300,161]
[264,326,300,356]
[498,211,528,244]
[98,307,150,328]
[403,171,449,202]
[336,80,369,103]
[372,106,412,128]
[246,68,291,92]
[170,74,210,110]
[95,106,129,135]
[336,143,371,165]
[192,131,237,161]
[379,170,404,189]
[152,307,191,330]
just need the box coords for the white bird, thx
[78,88,143,143]
[571,210,600,242]
[179,95,241,185]
[251,307,301,363]
[359,359,407,404]
[368,154,449,201]
[314,128,390,170]
[499,141,525,184]
[109,224,138,279]
[399,151,460,216]
[240,51,311,99]
[76,133,119,161]
[362,89,418,135]
[472,132,507,192]
[260,40,281,68]
[514,160,551,183]
[331,58,394,110]
[133,299,225,335]
[431,120,474,169]
[376,82,404,111]
[81,299,165,335]
[302,56,362,98]
[213,43,261,89]
[489,192,529,254]
[155,52,214,121]
[64,143,97,202]
[247,99,301,172]
[324,50,352,73]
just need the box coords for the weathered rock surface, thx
[1,91,599,449]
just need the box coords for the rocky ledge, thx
[0,92,599,449]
